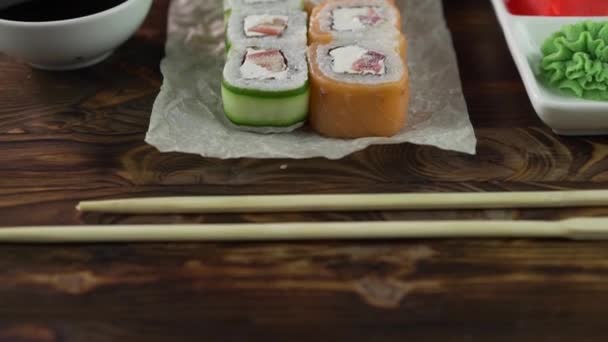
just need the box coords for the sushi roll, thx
[307,39,410,138]
[308,0,402,44]
[224,0,232,22]
[304,0,323,14]
[226,9,307,51]
[222,43,309,131]
[229,0,303,14]
[304,0,397,15]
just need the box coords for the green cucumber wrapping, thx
[221,43,309,132]
[222,82,309,127]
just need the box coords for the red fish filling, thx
[243,48,287,73]
[245,16,288,37]
[329,46,386,76]
[330,6,385,32]
[358,7,383,26]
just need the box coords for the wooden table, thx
[1,0,608,340]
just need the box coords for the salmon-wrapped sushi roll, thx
[308,39,410,138]
[222,42,309,132]
[303,0,320,14]
[308,0,402,44]
[304,0,396,15]
[226,9,307,51]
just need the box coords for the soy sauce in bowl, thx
[0,0,127,22]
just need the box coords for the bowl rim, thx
[0,0,147,27]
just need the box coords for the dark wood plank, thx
[1,0,608,341]
[1,240,608,341]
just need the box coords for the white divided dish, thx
[0,0,152,70]
[490,0,608,136]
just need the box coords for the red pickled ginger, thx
[506,0,608,16]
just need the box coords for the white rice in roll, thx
[227,9,307,48]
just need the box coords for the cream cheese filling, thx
[330,45,386,75]
[331,6,383,32]
[243,14,289,37]
[240,48,288,80]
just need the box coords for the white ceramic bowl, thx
[0,0,153,70]
[491,0,608,136]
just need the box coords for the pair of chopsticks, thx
[1,190,608,243]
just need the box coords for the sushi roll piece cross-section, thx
[304,0,396,15]
[303,0,322,14]
[228,0,304,17]
[222,43,309,131]
[309,0,402,44]
[224,0,233,22]
[226,9,307,51]
[308,39,410,138]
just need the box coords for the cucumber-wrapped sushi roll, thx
[222,43,309,131]
[308,39,410,138]
[224,0,232,22]
[309,0,402,44]
[229,0,303,16]
[226,9,307,51]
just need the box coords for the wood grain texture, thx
[1,0,608,340]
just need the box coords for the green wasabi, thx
[540,21,608,101]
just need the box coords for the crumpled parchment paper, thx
[146,0,477,159]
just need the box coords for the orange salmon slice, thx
[308,0,402,44]
[307,42,410,138]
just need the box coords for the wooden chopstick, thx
[0,218,606,243]
[77,190,608,214]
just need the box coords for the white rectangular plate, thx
[491,0,608,136]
